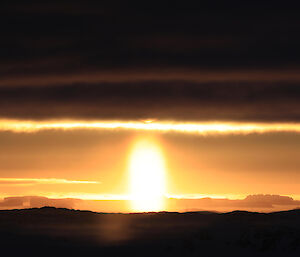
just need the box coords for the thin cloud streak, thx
[0,178,100,186]
[2,69,300,87]
[1,119,300,135]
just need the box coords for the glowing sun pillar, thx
[129,138,166,212]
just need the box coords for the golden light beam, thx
[129,138,166,212]
[0,119,300,135]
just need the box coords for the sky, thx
[1,1,300,212]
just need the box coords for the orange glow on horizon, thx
[1,120,300,213]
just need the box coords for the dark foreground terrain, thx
[0,207,299,257]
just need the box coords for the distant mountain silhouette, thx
[0,207,299,256]
[1,194,300,213]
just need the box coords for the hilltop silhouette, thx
[0,207,300,256]
[1,194,299,213]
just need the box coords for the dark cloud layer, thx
[1,1,300,74]
[1,1,300,121]
[0,81,299,121]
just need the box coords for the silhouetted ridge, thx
[0,207,299,257]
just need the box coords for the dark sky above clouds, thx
[1,1,300,121]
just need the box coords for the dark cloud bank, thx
[1,2,300,121]
[1,1,300,74]
[1,81,300,121]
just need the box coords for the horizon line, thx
[1,193,299,201]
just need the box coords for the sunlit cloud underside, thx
[1,119,300,135]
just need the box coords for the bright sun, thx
[129,138,166,212]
